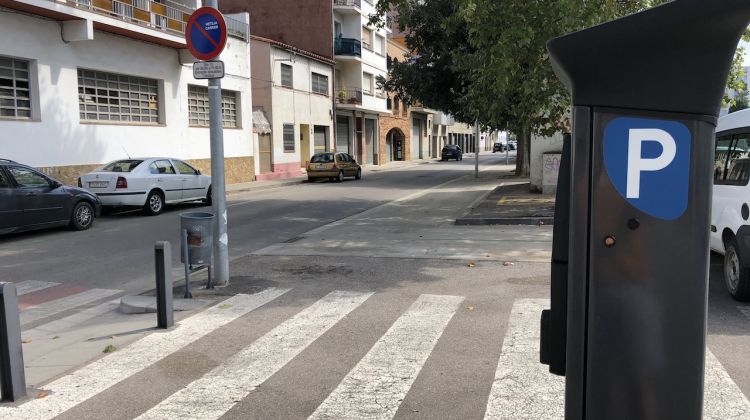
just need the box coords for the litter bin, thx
[180,212,214,265]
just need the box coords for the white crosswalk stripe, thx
[0,288,290,420]
[309,293,464,420]
[136,290,373,420]
[20,288,122,326]
[484,299,563,420]
[14,280,59,296]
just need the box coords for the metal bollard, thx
[154,242,174,329]
[181,229,193,299]
[0,282,26,402]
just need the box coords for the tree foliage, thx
[372,0,750,175]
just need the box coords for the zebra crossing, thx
[1,285,749,419]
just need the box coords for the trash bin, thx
[180,212,214,265]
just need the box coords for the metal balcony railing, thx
[67,0,192,35]
[334,37,362,57]
[336,86,363,105]
[225,16,249,41]
[333,0,361,8]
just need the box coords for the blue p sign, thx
[603,117,692,220]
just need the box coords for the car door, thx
[172,159,204,201]
[347,154,359,175]
[6,165,69,227]
[149,160,182,202]
[0,167,24,230]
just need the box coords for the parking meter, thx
[539,2,750,419]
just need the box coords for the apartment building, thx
[250,36,335,180]
[0,0,255,185]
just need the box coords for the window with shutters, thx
[362,72,373,95]
[281,64,293,88]
[311,73,329,96]
[374,34,384,56]
[0,56,31,120]
[188,85,239,128]
[283,124,295,152]
[78,69,159,124]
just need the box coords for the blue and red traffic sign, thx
[185,7,227,61]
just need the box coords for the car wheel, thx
[724,240,750,301]
[337,170,345,183]
[355,169,362,180]
[143,190,164,216]
[70,201,94,231]
[308,176,315,183]
[204,186,212,206]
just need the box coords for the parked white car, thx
[710,108,750,301]
[80,158,211,216]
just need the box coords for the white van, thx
[711,108,750,301]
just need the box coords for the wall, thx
[221,0,333,60]
[530,131,565,193]
[0,12,254,184]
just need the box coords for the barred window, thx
[281,64,293,88]
[283,124,295,152]
[188,85,239,128]
[311,73,328,95]
[78,69,159,123]
[0,56,31,119]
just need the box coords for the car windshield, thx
[444,145,458,150]
[100,160,144,172]
[311,153,335,163]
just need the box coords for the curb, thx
[119,295,211,314]
[226,178,307,195]
[454,216,554,226]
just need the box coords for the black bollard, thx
[0,282,26,402]
[155,242,174,329]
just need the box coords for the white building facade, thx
[250,36,335,180]
[0,0,254,185]
[333,0,388,165]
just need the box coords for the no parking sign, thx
[185,7,227,61]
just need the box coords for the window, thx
[281,64,293,88]
[311,73,329,95]
[174,160,198,175]
[188,85,239,128]
[101,160,144,172]
[8,167,49,188]
[362,72,373,95]
[362,26,373,50]
[149,160,176,175]
[386,97,391,110]
[283,124,295,152]
[394,96,400,113]
[716,133,750,186]
[374,34,384,55]
[0,56,31,119]
[78,69,158,123]
[0,170,9,188]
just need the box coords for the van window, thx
[725,134,750,186]
[714,135,733,182]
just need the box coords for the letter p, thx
[627,129,676,199]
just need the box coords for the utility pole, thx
[474,118,479,178]
[206,0,229,286]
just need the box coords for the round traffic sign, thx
[185,7,227,61]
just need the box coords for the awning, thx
[252,108,271,134]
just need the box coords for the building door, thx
[314,126,328,154]
[336,116,349,153]
[300,124,310,168]
[258,134,272,174]
[365,119,375,165]
[386,132,392,163]
[395,138,403,161]
[411,119,422,160]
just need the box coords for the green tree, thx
[373,0,749,176]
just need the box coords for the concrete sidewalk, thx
[455,180,556,225]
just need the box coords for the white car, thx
[710,108,750,301]
[80,158,211,216]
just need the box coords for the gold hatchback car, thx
[306,152,362,183]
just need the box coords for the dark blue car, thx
[0,159,101,234]
[441,145,463,161]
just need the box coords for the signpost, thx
[185,5,230,287]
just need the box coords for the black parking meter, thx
[539,2,750,419]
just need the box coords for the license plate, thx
[89,181,109,188]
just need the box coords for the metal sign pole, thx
[205,0,229,287]
[474,119,479,178]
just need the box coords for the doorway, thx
[300,124,310,168]
[258,134,272,174]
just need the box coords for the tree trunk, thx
[515,126,531,177]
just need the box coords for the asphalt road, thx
[0,153,513,294]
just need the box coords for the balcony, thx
[67,0,192,35]
[334,37,362,58]
[333,0,360,14]
[336,86,363,105]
